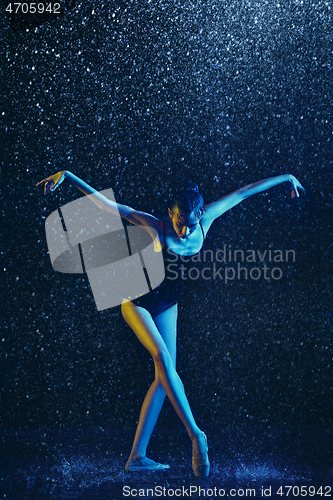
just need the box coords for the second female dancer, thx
[37,171,304,476]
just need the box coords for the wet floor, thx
[2,424,332,499]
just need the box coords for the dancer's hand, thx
[36,171,66,195]
[289,175,305,199]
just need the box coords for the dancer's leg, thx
[125,305,178,464]
[121,300,201,441]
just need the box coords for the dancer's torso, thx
[129,219,205,317]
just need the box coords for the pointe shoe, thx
[125,457,170,471]
[192,432,210,477]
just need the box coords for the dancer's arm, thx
[202,174,305,226]
[36,170,159,228]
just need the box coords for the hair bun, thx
[170,181,204,217]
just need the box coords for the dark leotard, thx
[131,219,205,317]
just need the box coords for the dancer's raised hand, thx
[36,170,66,195]
[289,175,305,199]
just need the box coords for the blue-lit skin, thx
[168,208,201,239]
[36,171,304,476]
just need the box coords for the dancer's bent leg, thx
[124,305,178,466]
[122,300,209,476]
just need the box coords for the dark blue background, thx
[1,1,332,498]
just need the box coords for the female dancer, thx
[37,171,304,476]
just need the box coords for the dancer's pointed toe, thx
[125,457,170,471]
[192,432,210,477]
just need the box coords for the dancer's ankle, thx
[126,451,144,466]
[190,429,205,442]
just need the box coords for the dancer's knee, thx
[154,349,173,373]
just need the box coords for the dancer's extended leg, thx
[122,300,209,475]
[124,305,178,466]
[122,300,200,438]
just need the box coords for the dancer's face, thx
[168,207,201,239]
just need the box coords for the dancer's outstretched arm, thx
[202,174,305,228]
[36,170,159,229]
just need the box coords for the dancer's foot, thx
[125,456,170,471]
[192,431,210,477]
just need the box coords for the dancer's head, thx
[168,182,204,238]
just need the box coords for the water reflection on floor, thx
[2,425,332,499]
